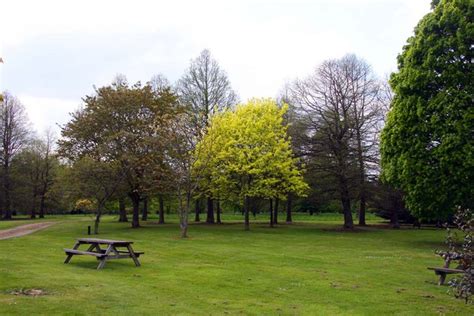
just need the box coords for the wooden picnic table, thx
[64,238,144,270]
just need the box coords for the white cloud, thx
[19,95,80,138]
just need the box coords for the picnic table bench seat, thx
[64,248,107,257]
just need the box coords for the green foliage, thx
[194,98,308,204]
[381,0,474,220]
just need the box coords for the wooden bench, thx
[64,238,144,269]
[428,252,470,285]
[427,267,465,285]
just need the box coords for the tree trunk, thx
[244,196,250,231]
[130,193,140,228]
[39,193,46,218]
[94,214,100,234]
[3,166,12,219]
[391,208,400,229]
[216,199,222,224]
[359,195,367,226]
[286,194,292,223]
[355,128,367,226]
[158,195,165,224]
[342,195,353,229]
[30,205,36,219]
[273,198,279,224]
[179,190,190,238]
[194,199,201,222]
[141,197,148,221]
[206,197,215,224]
[118,197,128,222]
[94,204,103,234]
[269,199,274,228]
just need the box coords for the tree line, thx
[0,0,470,237]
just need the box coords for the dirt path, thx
[0,222,57,240]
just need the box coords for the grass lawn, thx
[0,213,472,315]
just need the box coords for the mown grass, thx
[0,214,471,315]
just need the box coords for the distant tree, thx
[381,0,474,221]
[194,99,308,230]
[58,77,179,228]
[177,49,238,224]
[11,134,57,219]
[66,157,125,234]
[0,92,29,219]
[169,111,201,238]
[38,130,57,218]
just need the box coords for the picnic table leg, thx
[64,241,81,264]
[126,244,141,267]
[97,244,113,270]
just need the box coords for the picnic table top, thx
[76,238,133,245]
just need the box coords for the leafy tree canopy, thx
[381,0,473,220]
[194,98,308,204]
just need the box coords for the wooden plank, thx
[427,267,465,274]
[64,249,106,257]
[77,238,133,245]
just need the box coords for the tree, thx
[381,0,474,220]
[194,99,308,230]
[0,92,29,219]
[169,111,201,238]
[38,130,57,218]
[11,134,57,219]
[66,157,125,234]
[58,77,179,228]
[290,56,359,228]
[177,49,238,224]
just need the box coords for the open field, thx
[0,214,472,315]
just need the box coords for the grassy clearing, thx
[0,214,471,315]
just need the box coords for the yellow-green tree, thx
[194,98,308,230]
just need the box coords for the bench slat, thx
[427,267,465,273]
[64,249,106,257]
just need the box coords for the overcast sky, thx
[0,0,432,137]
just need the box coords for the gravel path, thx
[0,222,57,240]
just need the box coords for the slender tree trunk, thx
[273,198,279,224]
[359,195,367,226]
[141,197,148,221]
[355,127,367,226]
[3,165,12,220]
[158,195,165,224]
[130,194,140,228]
[39,193,46,218]
[286,194,292,223]
[206,197,215,224]
[216,199,222,224]
[118,197,128,222]
[179,189,190,238]
[94,204,102,234]
[244,196,250,231]
[269,199,274,228]
[30,207,36,219]
[194,199,201,222]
